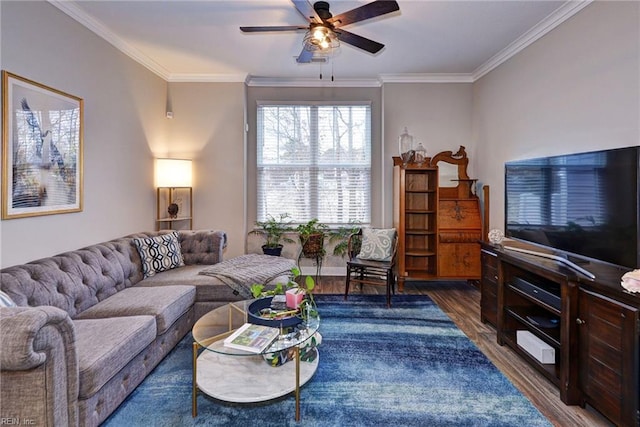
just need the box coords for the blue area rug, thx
[103,295,550,426]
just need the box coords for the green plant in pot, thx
[250,267,317,322]
[329,220,361,258]
[296,218,329,258]
[251,213,295,257]
[250,267,319,367]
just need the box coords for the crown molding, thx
[48,0,172,80]
[246,77,382,87]
[49,0,593,85]
[379,74,474,83]
[167,74,248,83]
[472,0,593,81]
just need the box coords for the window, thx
[256,103,371,225]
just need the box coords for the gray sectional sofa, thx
[0,230,290,427]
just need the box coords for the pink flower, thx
[621,269,640,293]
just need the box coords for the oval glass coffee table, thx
[191,300,320,421]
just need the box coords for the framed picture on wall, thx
[1,71,83,219]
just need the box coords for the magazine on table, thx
[223,323,280,353]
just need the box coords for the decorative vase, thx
[167,203,179,219]
[414,142,427,166]
[398,127,415,165]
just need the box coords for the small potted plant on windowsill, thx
[296,219,329,258]
[252,213,295,257]
[328,220,361,258]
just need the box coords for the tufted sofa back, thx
[0,230,226,318]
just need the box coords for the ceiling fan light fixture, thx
[304,25,339,52]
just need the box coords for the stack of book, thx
[223,323,280,353]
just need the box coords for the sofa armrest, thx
[1,306,79,426]
[178,230,227,265]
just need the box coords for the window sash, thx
[257,104,371,225]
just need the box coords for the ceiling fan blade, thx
[328,0,399,27]
[335,29,384,54]
[296,46,314,63]
[292,0,321,23]
[240,25,307,32]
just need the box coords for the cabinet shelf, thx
[405,230,436,235]
[507,283,561,316]
[504,306,561,347]
[405,189,437,194]
[405,249,436,257]
[156,187,192,231]
[157,216,193,222]
[501,333,561,384]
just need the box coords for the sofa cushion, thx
[74,315,156,399]
[75,286,195,334]
[133,232,185,278]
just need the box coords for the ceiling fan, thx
[240,0,400,63]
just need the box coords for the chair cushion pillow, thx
[133,231,185,278]
[357,228,396,262]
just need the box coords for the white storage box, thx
[516,330,555,364]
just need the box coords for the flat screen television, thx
[505,146,639,270]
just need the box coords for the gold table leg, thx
[295,346,301,421]
[192,342,198,417]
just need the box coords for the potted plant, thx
[296,218,329,258]
[329,220,361,258]
[250,267,317,322]
[252,213,294,256]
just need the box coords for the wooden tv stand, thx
[480,241,640,427]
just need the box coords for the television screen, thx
[505,146,639,269]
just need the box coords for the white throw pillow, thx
[134,232,185,278]
[0,290,17,307]
[357,228,396,262]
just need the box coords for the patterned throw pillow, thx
[0,290,17,307]
[357,228,396,262]
[134,232,185,278]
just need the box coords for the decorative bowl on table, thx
[247,297,302,329]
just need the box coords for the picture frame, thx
[2,71,83,219]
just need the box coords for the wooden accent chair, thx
[344,229,398,307]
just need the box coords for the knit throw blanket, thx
[198,254,296,298]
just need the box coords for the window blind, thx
[256,104,371,225]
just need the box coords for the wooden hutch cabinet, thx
[393,146,482,290]
[392,157,439,284]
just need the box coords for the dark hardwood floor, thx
[313,276,612,427]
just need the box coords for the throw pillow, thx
[0,290,17,307]
[134,232,185,278]
[357,228,396,262]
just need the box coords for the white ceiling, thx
[49,0,591,85]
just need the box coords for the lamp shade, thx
[155,158,192,187]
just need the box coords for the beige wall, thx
[382,83,474,226]
[1,1,637,268]
[472,1,640,232]
[1,1,167,267]
[165,82,246,258]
